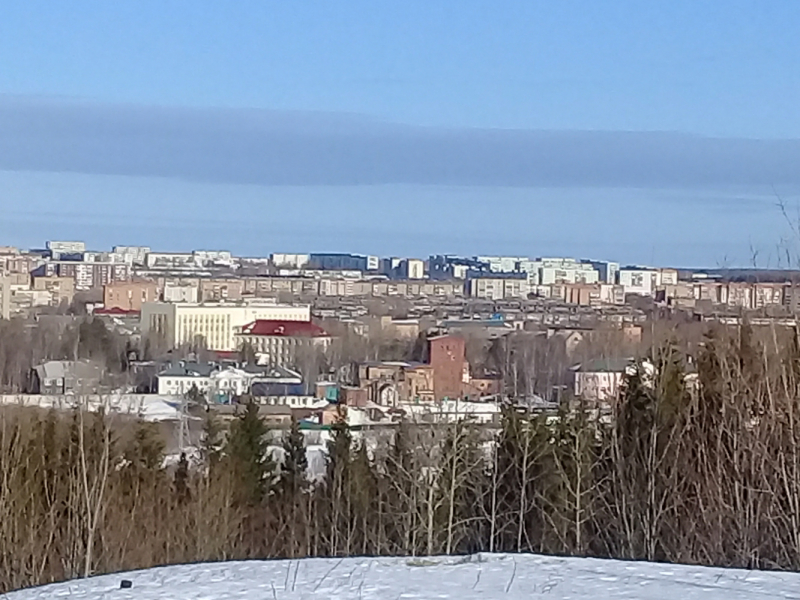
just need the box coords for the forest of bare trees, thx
[0,321,799,592]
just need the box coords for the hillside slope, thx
[7,554,800,599]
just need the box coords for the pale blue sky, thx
[0,1,799,266]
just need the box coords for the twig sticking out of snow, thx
[291,561,301,592]
[505,558,517,594]
[472,566,482,590]
[314,557,344,592]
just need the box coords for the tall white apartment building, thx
[141,300,312,351]
[271,253,311,269]
[113,246,151,266]
[519,258,600,286]
[406,258,425,279]
[476,256,527,273]
[587,260,620,284]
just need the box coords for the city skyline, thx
[2,2,800,268]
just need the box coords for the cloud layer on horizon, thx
[1,96,799,188]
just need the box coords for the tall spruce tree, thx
[321,405,352,555]
[277,416,309,556]
[226,400,274,506]
[280,417,308,496]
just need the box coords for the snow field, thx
[8,553,800,600]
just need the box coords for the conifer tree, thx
[280,417,308,496]
[174,452,191,505]
[349,440,379,554]
[200,411,224,470]
[321,405,352,555]
[278,417,309,557]
[127,420,165,473]
[225,400,274,507]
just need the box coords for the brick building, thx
[104,280,159,311]
[429,335,469,400]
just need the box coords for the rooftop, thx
[573,358,634,373]
[158,361,217,378]
[94,307,141,316]
[239,320,329,337]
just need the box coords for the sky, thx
[1,0,800,267]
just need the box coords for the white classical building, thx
[141,300,311,351]
[157,364,258,400]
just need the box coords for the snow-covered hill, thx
[7,554,800,599]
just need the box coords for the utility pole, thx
[177,394,189,452]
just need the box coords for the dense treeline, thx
[2,323,800,591]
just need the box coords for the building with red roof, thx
[236,320,332,368]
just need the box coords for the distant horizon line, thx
[11,240,800,274]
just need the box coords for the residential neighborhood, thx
[1,239,798,434]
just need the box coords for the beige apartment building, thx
[32,276,75,306]
[198,278,244,302]
[104,280,159,311]
[141,300,312,351]
[0,277,10,320]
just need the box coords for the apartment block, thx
[587,260,620,284]
[36,261,130,291]
[32,276,75,306]
[476,256,527,273]
[467,273,529,300]
[0,250,41,276]
[270,254,311,269]
[520,258,600,286]
[618,268,660,296]
[163,279,200,303]
[0,277,10,320]
[112,246,151,266]
[242,276,320,297]
[197,278,244,302]
[46,241,85,258]
[144,252,196,270]
[104,280,159,311]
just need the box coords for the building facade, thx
[429,335,469,400]
[619,268,659,296]
[237,319,332,367]
[573,359,632,402]
[36,261,131,291]
[467,273,529,299]
[0,277,10,320]
[104,280,159,311]
[32,276,75,306]
[198,278,245,302]
[141,301,312,351]
[163,281,200,303]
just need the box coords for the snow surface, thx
[8,554,800,599]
